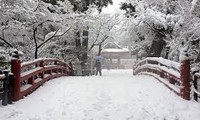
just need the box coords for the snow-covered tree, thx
[0,0,74,60]
[88,13,121,55]
[120,1,172,57]
[68,0,113,13]
[120,0,200,65]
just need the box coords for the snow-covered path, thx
[1,70,200,120]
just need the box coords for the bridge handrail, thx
[11,58,71,101]
[136,64,180,79]
[21,58,69,68]
[136,57,180,72]
[135,57,181,80]
[134,57,183,97]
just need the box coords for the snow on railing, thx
[133,57,190,100]
[134,57,181,86]
[135,57,180,72]
[11,58,71,101]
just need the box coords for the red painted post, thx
[180,59,190,100]
[11,59,21,101]
[28,77,34,85]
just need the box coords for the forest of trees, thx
[0,0,200,72]
[0,0,115,72]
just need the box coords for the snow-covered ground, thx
[0,70,200,120]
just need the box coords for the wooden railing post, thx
[11,59,21,101]
[180,59,190,100]
[39,60,44,79]
[169,76,175,85]
[54,60,57,65]
[54,60,58,74]
[160,70,164,78]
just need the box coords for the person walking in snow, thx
[94,54,103,76]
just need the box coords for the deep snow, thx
[0,70,200,120]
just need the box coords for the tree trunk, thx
[35,47,38,59]
[98,44,102,55]
[148,39,166,57]
[75,31,81,60]
[81,28,89,75]
[82,29,88,66]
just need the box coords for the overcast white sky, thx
[102,0,126,13]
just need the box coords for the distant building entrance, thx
[101,42,136,69]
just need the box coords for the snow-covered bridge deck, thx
[0,70,200,120]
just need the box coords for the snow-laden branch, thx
[89,14,120,51]
[38,26,71,48]
[44,30,59,41]
[97,35,109,45]
[89,24,103,51]
[33,0,41,12]
[144,21,165,37]
[54,26,72,37]
[190,0,198,13]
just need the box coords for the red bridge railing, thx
[133,57,192,100]
[11,58,71,101]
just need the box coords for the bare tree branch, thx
[32,19,55,49]
[37,26,71,49]
[0,37,13,48]
[37,29,60,49]
[144,21,165,37]
[32,19,71,58]
[89,15,119,51]
[33,0,42,12]
[89,24,103,51]
[0,24,14,48]
[97,35,109,45]
[33,26,38,49]
[55,26,72,37]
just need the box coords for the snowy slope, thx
[0,70,200,120]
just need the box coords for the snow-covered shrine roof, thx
[101,48,129,53]
[101,42,131,59]
[101,48,130,59]
[102,42,129,54]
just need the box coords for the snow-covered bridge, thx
[0,70,200,120]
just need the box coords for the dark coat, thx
[95,60,101,70]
